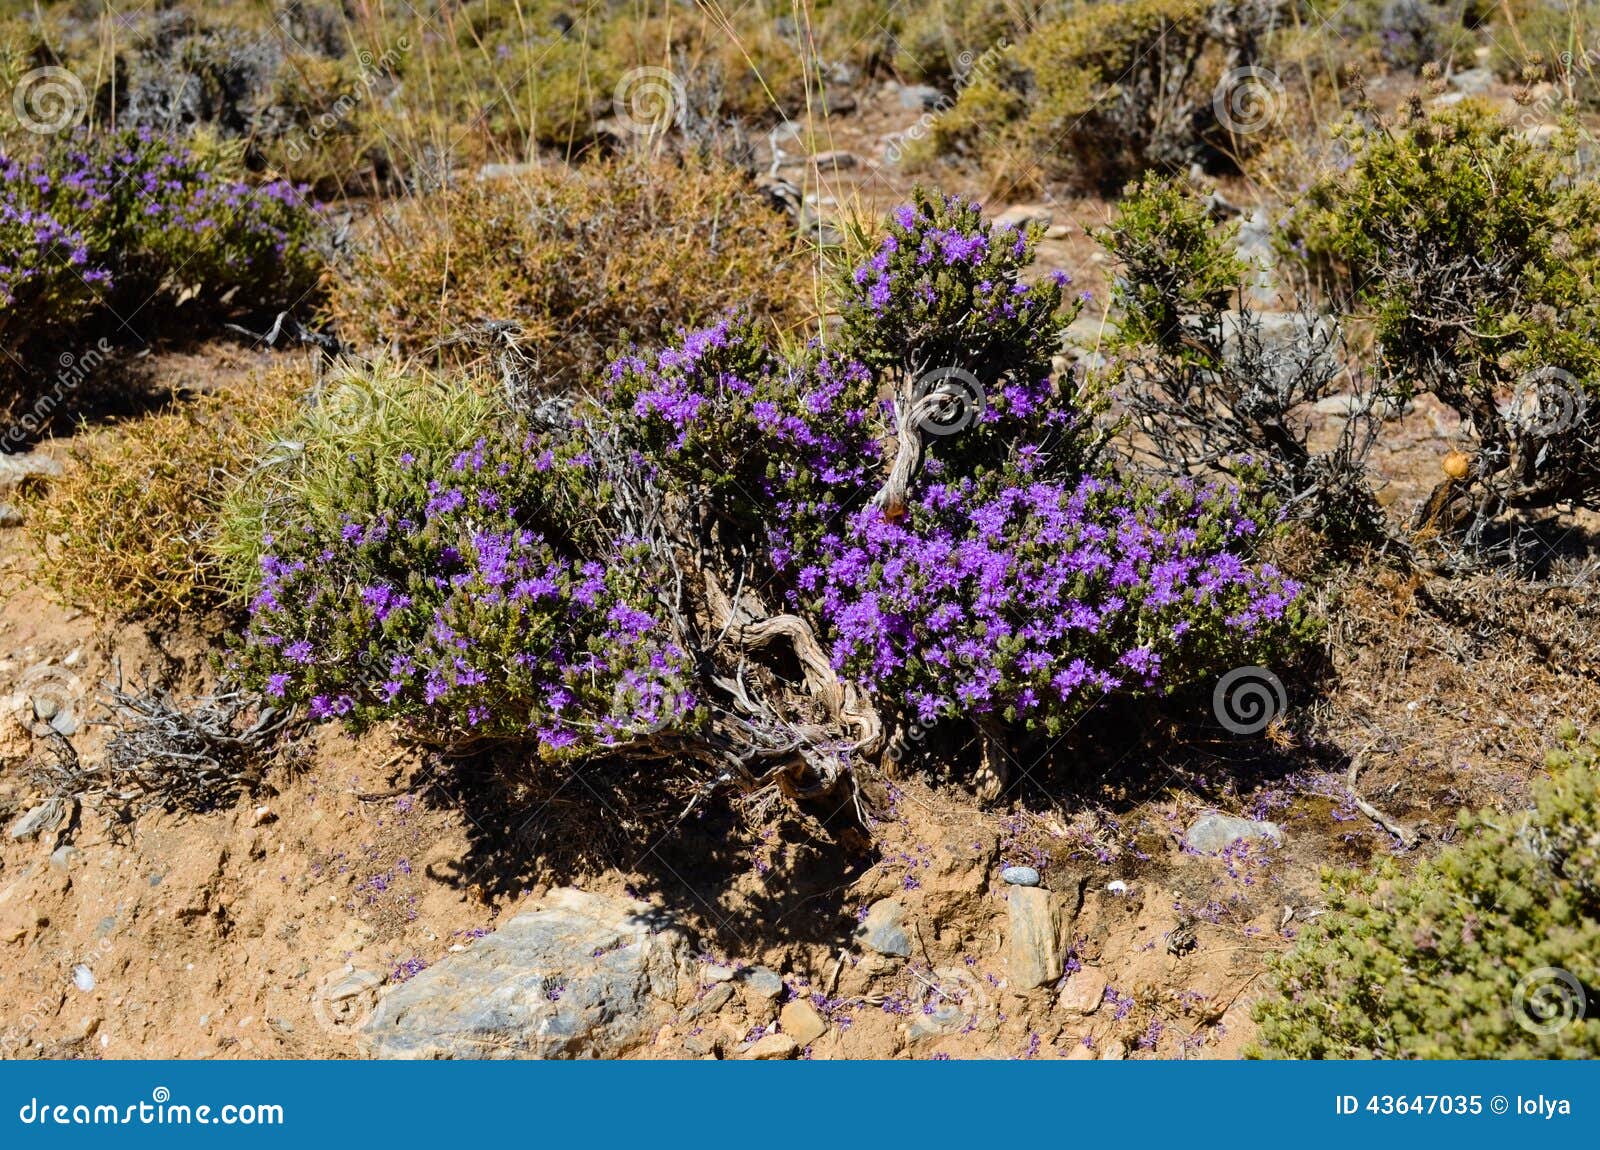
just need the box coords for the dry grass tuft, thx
[21,366,306,618]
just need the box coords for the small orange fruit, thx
[1442,450,1472,480]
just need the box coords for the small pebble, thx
[1106,880,1129,895]
[1000,865,1041,887]
[72,965,95,992]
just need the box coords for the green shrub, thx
[214,357,503,597]
[1253,725,1600,1059]
[1286,101,1600,541]
[924,0,1222,191]
[331,155,812,388]
[1,128,322,418]
[227,193,1308,786]
[1100,175,1384,549]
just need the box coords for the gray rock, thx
[681,981,733,1021]
[908,1002,967,1041]
[808,150,858,170]
[48,845,77,872]
[1183,813,1284,855]
[0,503,21,528]
[364,888,689,1059]
[1312,393,1411,420]
[1233,209,1280,306]
[1450,67,1494,95]
[742,966,784,1000]
[702,963,737,984]
[1007,887,1062,990]
[48,710,78,737]
[7,798,66,842]
[0,452,62,490]
[855,898,912,958]
[1000,865,1040,887]
[897,83,944,111]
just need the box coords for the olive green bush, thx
[1286,101,1600,555]
[1254,725,1600,1059]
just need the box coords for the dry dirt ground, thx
[1,79,1598,1061]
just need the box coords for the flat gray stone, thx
[8,798,67,841]
[1000,865,1040,887]
[0,452,62,490]
[855,898,912,958]
[1184,813,1283,855]
[1007,887,1062,990]
[908,1003,967,1041]
[742,966,784,999]
[364,888,689,1059]
[897,83,943,111]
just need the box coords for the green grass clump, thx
[1253,725,1600,1059]
[214,357,504,598]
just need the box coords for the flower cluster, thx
[236,431,698,752]
[796,473,1302,735]
[235,192,1305,763]
[1,128,320,357]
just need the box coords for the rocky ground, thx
[1,62,1596,1060]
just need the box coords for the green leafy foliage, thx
[1253,725,1600,1059]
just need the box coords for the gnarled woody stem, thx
[870,374,972,518]
[704,572,884,762]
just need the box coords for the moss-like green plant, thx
[1253,725,1600,1059]
[214,357,503,599]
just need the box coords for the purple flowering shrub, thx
[233,427,699,750]
[608,192,1306,748]
[1,128,319,380]
[799,473,1301,737]
[230,192,1305,788]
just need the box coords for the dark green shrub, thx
[1101,174,1384,549]
[1253,725,1600,1059]
[1287,101,1600,559]
[924,0,1224,191]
